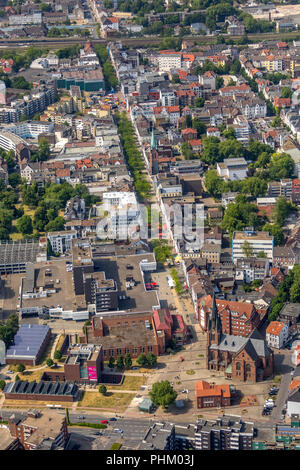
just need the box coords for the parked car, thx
[109,418,117,421]
[100,420,108,424]
[77,416,85,420]
[114,428,123,433]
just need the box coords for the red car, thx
[100,420,108,424]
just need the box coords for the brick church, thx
[206,296,274,382]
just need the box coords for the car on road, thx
[282,409,286,415]
[114,428,123,433]
[109,418,117,421]
[77,416,85,420]
[93,432,102,436]
[181,389,189,394]
[100,420,108,424]
[132,367,139,370]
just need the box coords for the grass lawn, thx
[55,334,66,353]
[4,399,64,407]
[78,391,135,410]
[107,375,146,391]
[17,365,65,382]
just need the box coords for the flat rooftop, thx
[233,231,273,241]
[86,316,157,348]
[92,253,159,312]
[6,324,50,360]
[21,410,66,445]
[21,260,76,311]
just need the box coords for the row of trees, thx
[116,112,151,201]
[108,352,157,369]
[94,44,118,92]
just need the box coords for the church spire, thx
[208,294,221,333]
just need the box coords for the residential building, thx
[194,415,254,450]
[47,230,77,255]
[198,294,260,336]
[232,231,274,263]
[266,321,289,349]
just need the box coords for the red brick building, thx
[84,312,165,358]
[205,296,274,382]
[198,295,260,337]
[195,380,231,409]
[152,308,188,346]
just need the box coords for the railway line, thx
[0,30,300,49]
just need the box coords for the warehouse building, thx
[6,324,51,366]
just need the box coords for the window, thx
[236,362,241,371]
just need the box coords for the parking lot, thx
[21,260,75,312]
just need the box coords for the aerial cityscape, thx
[1,0,300,456]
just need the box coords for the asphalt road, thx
[268,352,293,423]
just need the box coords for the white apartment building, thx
[0,130,26,153]
[266,321,289,349]
[102,192,140,235]
[5,121,54,139]
[47,230,77,254]
[232,230,274,263]
[158,52,182,72]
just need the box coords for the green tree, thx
[124,353,132,369]
[16,215,33,235]
[146,353,157,367]
[116,355,124,369]
[54,350,62,360]
[281,86,293,99]
[46,358,54,367]
[136,353,147,367]
[16,363,25,373]
[242,240,253,258]
[108,356,115,369]
[0,379,5,390]
[194,97,204,107]
[37,138,50,161]
[99,384,107,395]
[204,170,224,198]
[149,380,177,409]
[8,173,21,188]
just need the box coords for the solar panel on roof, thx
[6,324,50,360]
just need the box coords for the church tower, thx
[206,294,222,370]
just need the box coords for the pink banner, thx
[88,366,97,380]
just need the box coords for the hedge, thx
[69,422,107,429]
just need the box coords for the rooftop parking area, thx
[93,254,159,312]
[21,260,76,311]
